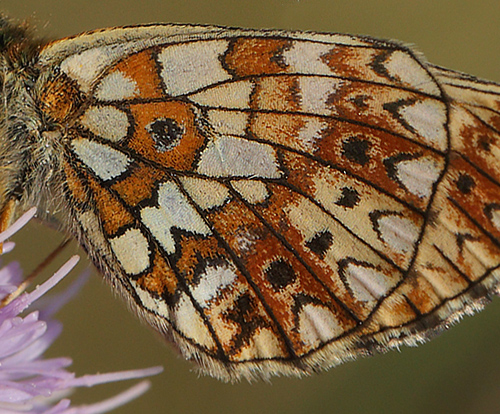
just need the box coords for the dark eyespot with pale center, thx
[146,118,184,152]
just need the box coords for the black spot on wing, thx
[342,136,370,166]
[306,230,334,259]
[265,258,297,290]
[456,173,475,194]
[335,187,360,209]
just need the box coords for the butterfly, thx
[1,16,499,381]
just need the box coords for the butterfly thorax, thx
[0,19,62,226]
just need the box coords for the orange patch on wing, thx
[87,173,134,236]
[112,49,164,100]
[137,247,178,297]
[128,101,206,171]
[321,46,383,83]
[174,234,227,283]
[250,112,310,151]
[63,160,89,204]
[490,113,500,131]
[251,76,301,112]
[224,38,291,77]
[111,162,166,207]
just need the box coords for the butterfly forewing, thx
[25,24,500,379]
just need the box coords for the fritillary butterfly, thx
[1,17,499,381]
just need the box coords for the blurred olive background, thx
[2,1,500,413]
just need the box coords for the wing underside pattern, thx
[36,28,500,379]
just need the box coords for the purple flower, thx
[0,208,163,413]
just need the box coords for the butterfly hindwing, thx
[35,25,500,379]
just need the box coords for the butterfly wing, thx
[37,25,500,380]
